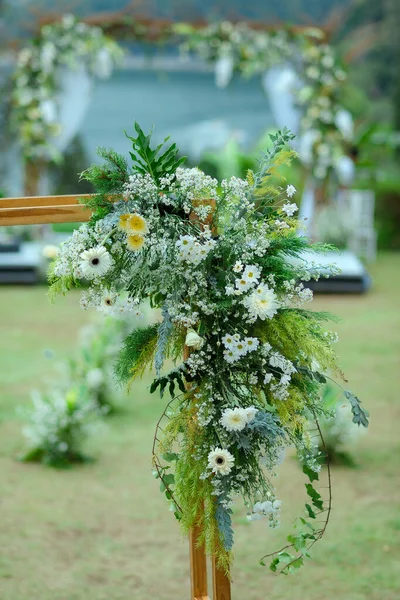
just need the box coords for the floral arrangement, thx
[179,22,351,184]
[21,387,101,467]
[20,313,141,466]
[48,123,368,573]
[11,14,123,161]
[298,42,351,182]
[178,21,293,78]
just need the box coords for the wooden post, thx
[189,520,209,600]
[24,160,43,197]
[186,199,232,600]
[0,193,232,600]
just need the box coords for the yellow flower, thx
[118,214,131,231]
[126,213,148,235]
[127,233,145,252]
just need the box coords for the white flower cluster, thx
[247,497,282,527]
[123,173,159,203]
[80,287,141,318]
[222,333,259,364]
[175,167,218,212]
[268,352,297,400]
[176,235,216,265]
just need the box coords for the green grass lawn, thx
[1,253,400,600]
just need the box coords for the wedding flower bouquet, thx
[49,124,368,573]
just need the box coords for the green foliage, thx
[155,307,173,376]
[247,411,285,440]
[149,368,187,398]
[344,390,370,428]
[215,503,234,551]
[125,122,186,184]
[258,309,340,379]
[114,324,158,386]
[80,147,129,221]
[47,261,78,302]
[251,128,296,193]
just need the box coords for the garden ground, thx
[0,253,399,600]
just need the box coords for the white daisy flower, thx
[232,339,247,356]
[80,246,113,279]
[207,447,235,476]
[235,277,252,293]
[242,265,261,285]
[233,261,243,273]
[220,407,248,432]
[221,334,236,349]
[223,350,237,364]
[176,235,195,255]
[98,289,118,315]
[244,337,259,352]
[244,406,258,423]
[286,184,297,198]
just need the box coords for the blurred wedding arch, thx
[8,14,355,231]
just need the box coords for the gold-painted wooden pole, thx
[186,199,232,600]
[212,556,232,600]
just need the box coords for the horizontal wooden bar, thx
[0,194,92,209]
[0,205,92,226]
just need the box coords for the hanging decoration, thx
[11,14,123,162]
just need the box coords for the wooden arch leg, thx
[189,522,208,600]
[189,512,231,600]
[212,557,231,600]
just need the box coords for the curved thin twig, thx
[151,394,184,515]
[260,415,332,573]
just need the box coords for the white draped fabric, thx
[261,65,301,139]
[51,66,93,153]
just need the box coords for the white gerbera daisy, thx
[220,407,248,432]
[243,284,280,321]
[207,447,235,475]
[80,246,112,279]
[244,406,258,423]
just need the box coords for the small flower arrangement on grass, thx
[48,123,369,574]
[21,386,101,467]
